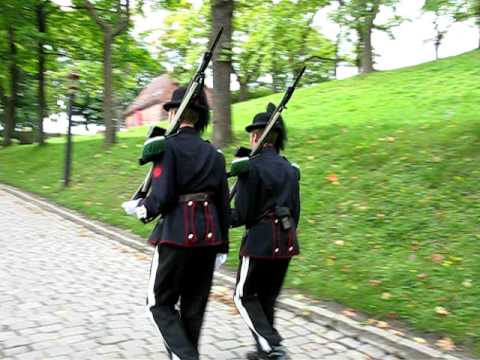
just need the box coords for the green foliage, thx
[0,0,162,131]
[0,0,38,125]
[424,0,480,26]
[156,0,336,91]
[1,51,479,351]
[231,87,274,103]
[234,0,335,89]
[156,1,210,83]
[331,0,403,67]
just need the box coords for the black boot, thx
[246,351,261,360]
[266,346,288,360]
[246,347,288,360]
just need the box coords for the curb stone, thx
[1,183,475,360]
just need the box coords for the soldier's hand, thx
[121,199,142,216]
[234,146,251,159]
[214,253,227,271]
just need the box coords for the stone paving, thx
[0,188,411,359]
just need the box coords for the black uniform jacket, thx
[141,127,229,253]
[231,146,300,259]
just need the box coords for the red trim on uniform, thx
[183,203,189,245]
[206,205,216,244]
[271,219,277,257]
[240,248,298,259]
[190,202,197,244]
[287,227,293,250]
[153,166,163,178]
[159,239,224,248]
[203,205,210,243]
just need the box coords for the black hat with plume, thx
[163,86,210,133]
[245,102,287,150]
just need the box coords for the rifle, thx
[228,66,306,203]
[131,27,224,201]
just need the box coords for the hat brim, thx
[163,101,208,113]
[245,122,268,133]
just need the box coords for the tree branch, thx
[84,0,109,32]
[112,0,130,37]
[304,55,346,63]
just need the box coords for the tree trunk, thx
[478,20,480,49]
[36,3,47,145]
[83,0,129,147]
[239,80,249,101]
[211,0,233,148]
[271,57,281,92]
[334,29,342,79]
[354,27,363,72]
[360,25,374,74]
[3,26,19,147]
[103,32,116,145]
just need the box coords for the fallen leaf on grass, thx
[381,292,392,300]
[436,337,455,351]
[334,240,345,246]
[435,306,450,316]
[369,279,383,287]
[431,253,445,264]
[386,312,399,320]
[462,279,472,288]
[417,273,429,280]
[326,173,340,185]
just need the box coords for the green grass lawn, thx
[1,50,480,353]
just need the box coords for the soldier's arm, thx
[215,152,230,253]
[138,145,176,222]
[291,163,301,226]
[231,166,259,228]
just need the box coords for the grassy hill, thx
[1,50,479,353]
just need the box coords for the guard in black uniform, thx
[230,103,300,360]
[122,87,229,360]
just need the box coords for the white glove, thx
[121,199,142,216]
[214,254,227,271]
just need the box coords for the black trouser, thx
[147,244,217,360]
[234,256,290,353]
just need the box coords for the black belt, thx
[248,206,292,230]
[179,192,214,202]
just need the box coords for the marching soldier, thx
[230,103,301,360]
[122,87,229,360]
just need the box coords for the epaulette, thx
[291,162,301,180]
[139,136,167,165]
[229,157,250,177]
